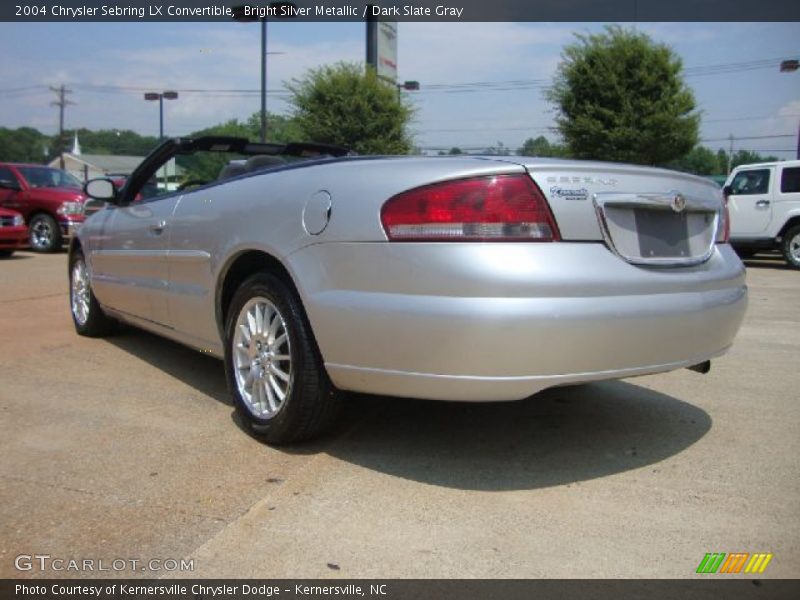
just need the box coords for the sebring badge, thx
[671,193,687,213]
[550,186,589,201]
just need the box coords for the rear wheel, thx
[70,251,114,336]
[29,213,62,253]
[224,272,341,444]
[781,225,800,269]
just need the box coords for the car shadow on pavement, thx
[105,326,231,406]
[744,257,794,271]
[321,381,712,491]
[102,327,712,492]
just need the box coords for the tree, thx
[517,135,569,158]
[547,26,699,165]
[667,146,720,176]
[0,127,50,163]
[287,62,413,155]
[447,147,463,155]
[484,141,510,156]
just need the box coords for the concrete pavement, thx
[0,251,797,578]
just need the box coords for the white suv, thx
[725,160,800,268]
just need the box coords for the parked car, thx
[0,163,87,252]
[0,207,27,257]
[724,159,800,268]
[71,136,748,444]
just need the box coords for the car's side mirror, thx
[84,178,118,203]
[0,178,21,191]
[722,185,733,198]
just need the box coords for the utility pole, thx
[727,134,734,175]
[50,84,74,168]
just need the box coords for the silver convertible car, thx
[71,136,747,443]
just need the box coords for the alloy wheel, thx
[232,297,293,419]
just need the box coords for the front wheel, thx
[29,213,62,253]
[224,272,342,444]
[69,251,114,336]
[781,225,800,270]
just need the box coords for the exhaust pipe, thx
[687,360,711,374]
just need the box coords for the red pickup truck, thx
[0,207,27,257]
[0,163,87,252]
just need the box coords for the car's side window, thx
[730,169,771,195]
[780,167,800,194]
[0,166,19,186]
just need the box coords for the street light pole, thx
[396,80,420,102]
[780,59,799,159]
[144,91,178,139]
[233,3,295,143]
[261,18,267,143]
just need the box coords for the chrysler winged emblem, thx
[671,193,687,213]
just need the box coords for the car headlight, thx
[12,214,24,226]
[57,201,84,216]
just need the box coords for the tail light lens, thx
[380,174,560,242]
[716,196,730,243]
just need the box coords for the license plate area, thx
[600,205,717,266]
[634,209,690,259]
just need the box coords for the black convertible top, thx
[173,136,353,159]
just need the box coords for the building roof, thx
[51,153,185,177]
[69,153,145,175]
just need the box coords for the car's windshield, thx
[17,166,82,190]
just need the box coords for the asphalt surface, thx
[0,250,798,579]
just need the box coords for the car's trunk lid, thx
[510,158,724,266]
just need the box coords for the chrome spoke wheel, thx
[70,258,91,326]
[31,218,54,250]
[232,297,293,419]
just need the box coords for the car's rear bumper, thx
[288,242,748,401]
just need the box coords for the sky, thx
[0,21,798,157]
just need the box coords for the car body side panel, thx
[160,157,526,346]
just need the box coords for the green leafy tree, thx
[548,26,699,165]
[517,135,569,157]
[77,128,159,156]
[667,146,720,176]
[0,127,50,163]
[484,141,511,156]
[287,62,413,154]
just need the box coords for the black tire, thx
[69,250,114,337]
[224,272,342,444]
[0,249,14,258]
[29,213,62,253]
[781,225,800,270]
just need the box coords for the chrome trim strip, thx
[593,191,720,267]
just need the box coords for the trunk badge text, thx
[550,186,589,201]
[546,175,618,186]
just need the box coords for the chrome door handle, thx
[149,220,167,234]
[755,200,770,208]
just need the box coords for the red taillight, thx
[380,174,560,242]
[717,197,730,243]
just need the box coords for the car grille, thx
[0,216,16,227]
[594,191,720,266]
